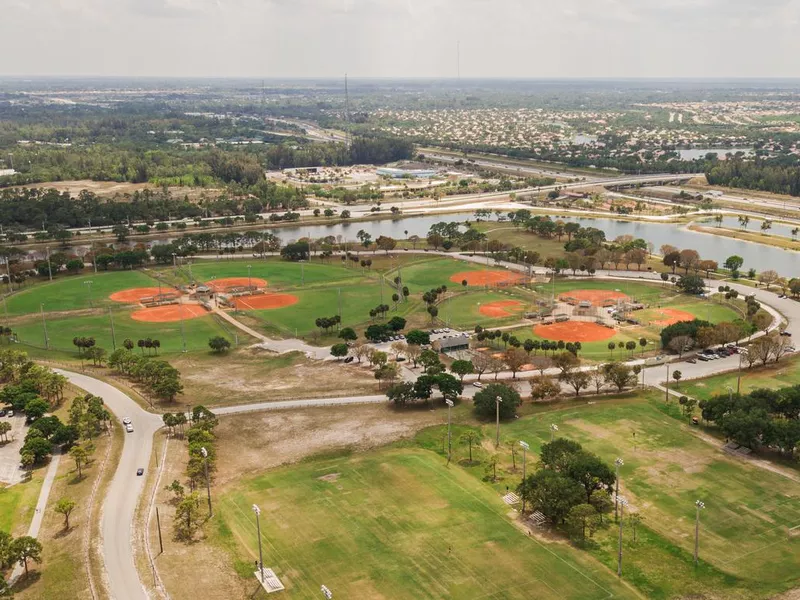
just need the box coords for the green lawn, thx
[3,270,158,315]
[394,257,501,290]
[12,310,239,354]
[442,396,800,598]
[0,470,44,537]
[682,355,800,402]
[439,289,535,329]
[215,448,637,600]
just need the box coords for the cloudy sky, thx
[2,0,800,78]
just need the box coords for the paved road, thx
[54,369,163,600]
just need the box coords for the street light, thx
[614,457,624,522]
[84,280,94,308]
[736,348,748,394]
[726,385,734,402]
[495,395,502,447]
[252,504,265,585]
[549,423,559,442]
[445,399,454,465]
[200,446,212,517]
[321,585,333,599]
[617,495,628,577]
[519,440,530,512]
[694,500,705,566]
[247,264,252,291]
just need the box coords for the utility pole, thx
[495,395,502,447]
[4,257,12,292]
[665,363,670,402]
[201,447,212,517]
[694,500,705,566]
[445,399,454,465]
[253,504,265,585]
[614,457,624,522]
[46,247,53,281]
[155,507,164,554]
[84,280,93,308]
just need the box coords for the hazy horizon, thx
[3,0,800,79]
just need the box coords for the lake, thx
[678,148,754,160]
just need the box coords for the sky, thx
[2,0,800,78]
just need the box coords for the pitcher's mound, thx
[450,270,524,286]
[131,305,207,323]
[110,287,178,304]
[206,277,267,292]
[233,294,299,310]
[479,300,525,318]
[534,321,616,342]
[559,289,629,305]
[647,308,695,326]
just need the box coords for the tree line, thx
[706,156,800,198]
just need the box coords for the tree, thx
[518,470,584,524]
[0,421,11,443]
[69,444,89,479]
[174,492,202,540]
[450,359,474,382]
[504,348,528,379]
[679,249,700,273]
[724,255,744,272]
[676,274,705,295]
[208,336,231,353]
[667,335,692,357]
[10,536,42,576]
[405,330,430,346]
[628,513,642,543]
[552,351,579,377]
[24,397,49,420]
[459,430,479,463]
[563,370,591,397]
[566,504,599,540]
[672,369,682,387]
[374,364,399,389]
[530,375,562,401]
[338,327,357,342]
[387,316,406,332]
[601,362,636,393]
[54,498,77,530]
[330,343,349,360]
[473,384,521,420]
[663,251,681,274]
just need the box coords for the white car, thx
[122,417,132,425]
[125,424,134,433]
[472,382,483,388]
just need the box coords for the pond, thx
[678,148,754,160]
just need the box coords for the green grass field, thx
[393,257,506,290]
[421,396,800,598]
[0,470,44,537]
[682,355,800,402]
[12,310,239,354]
[215,448,637,600]
[3,270,159,315]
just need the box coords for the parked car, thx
[136,468,144,476]
[7,410,13,417]
[125,424,134,433]
[122,417,132,425]
[472,382,483,388]
[0,409,6,417]
[343,356,354,363]
[686,358,697,364]
[780,331,792,337]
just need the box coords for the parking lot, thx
[0,414,28,485]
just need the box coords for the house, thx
[436,335,470,353]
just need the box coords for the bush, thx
[473,384,521,420]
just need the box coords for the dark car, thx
[686,358,697,364]
[0,409,6,417]
[343,356,354,364]
[780,331,792,337]
[136,468,144,476]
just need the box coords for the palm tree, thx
[792,228,799,241]
[761,220,772,233]
[739,215,749,229]
[714,214,723,227]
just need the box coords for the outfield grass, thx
[3,270,158,315]
[166,259,363,290]
[12,310,240,354]
[439,289,536,329]
[215,448,637,600]
[394,257,504,290]
[435,396,800,598]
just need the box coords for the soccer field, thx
[216,449,637,600]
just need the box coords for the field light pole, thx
[665,363,670,402]
[445,399,454,465]
[694,500,705,566]
[247,264,252,291]
[495,395,502,448]
[617,495,628,577]
[519,440,530,512]
[321,585,333,599]
[45,246,53,281]
[108,308,117,350]
[40,303,49,349]
[200,446,212,517]
[84,280,93,308]
[549,423,558,442]
[736,349,748,394]
[614,457,624,522]
[252,504,265,584]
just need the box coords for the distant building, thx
[376,167,438,179]
[0,169,16,177]
[436,335,470,353]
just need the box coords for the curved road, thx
[47,266,800,600]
